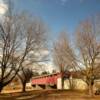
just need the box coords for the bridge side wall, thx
[57,77,87,90]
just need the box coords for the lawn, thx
[0,90,100,100]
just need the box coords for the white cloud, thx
[0,0,8,15]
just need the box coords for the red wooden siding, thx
[31,73,61,85]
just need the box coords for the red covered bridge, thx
[31,72,70,89]
[32,73,61,85]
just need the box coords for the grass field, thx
[0,90,100,100]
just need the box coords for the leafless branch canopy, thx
[53,32,76,72]
[0,13,47,90]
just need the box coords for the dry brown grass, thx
[0,90,100,100]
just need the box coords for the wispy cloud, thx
[60,0,68,5]
[60,0,87,6]
[80,0,84,3]
[0,0,8,15]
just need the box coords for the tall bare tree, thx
[53,18,100,96]
[53,32,75,89]
[0,13,47,92]
[75,20,100,96]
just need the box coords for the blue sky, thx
[13,0,100,40]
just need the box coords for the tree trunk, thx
[88,81,94,97]
[61,77,64,89]
[69,75,74,90]
[0,83,4,93]
[69,78,73,90]
[22,82,26,92]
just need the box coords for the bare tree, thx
[17,68,33,92]
[75,20,100,96]
[0,13,47,92]
[53,17,100,96]
[53,32,75,89]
